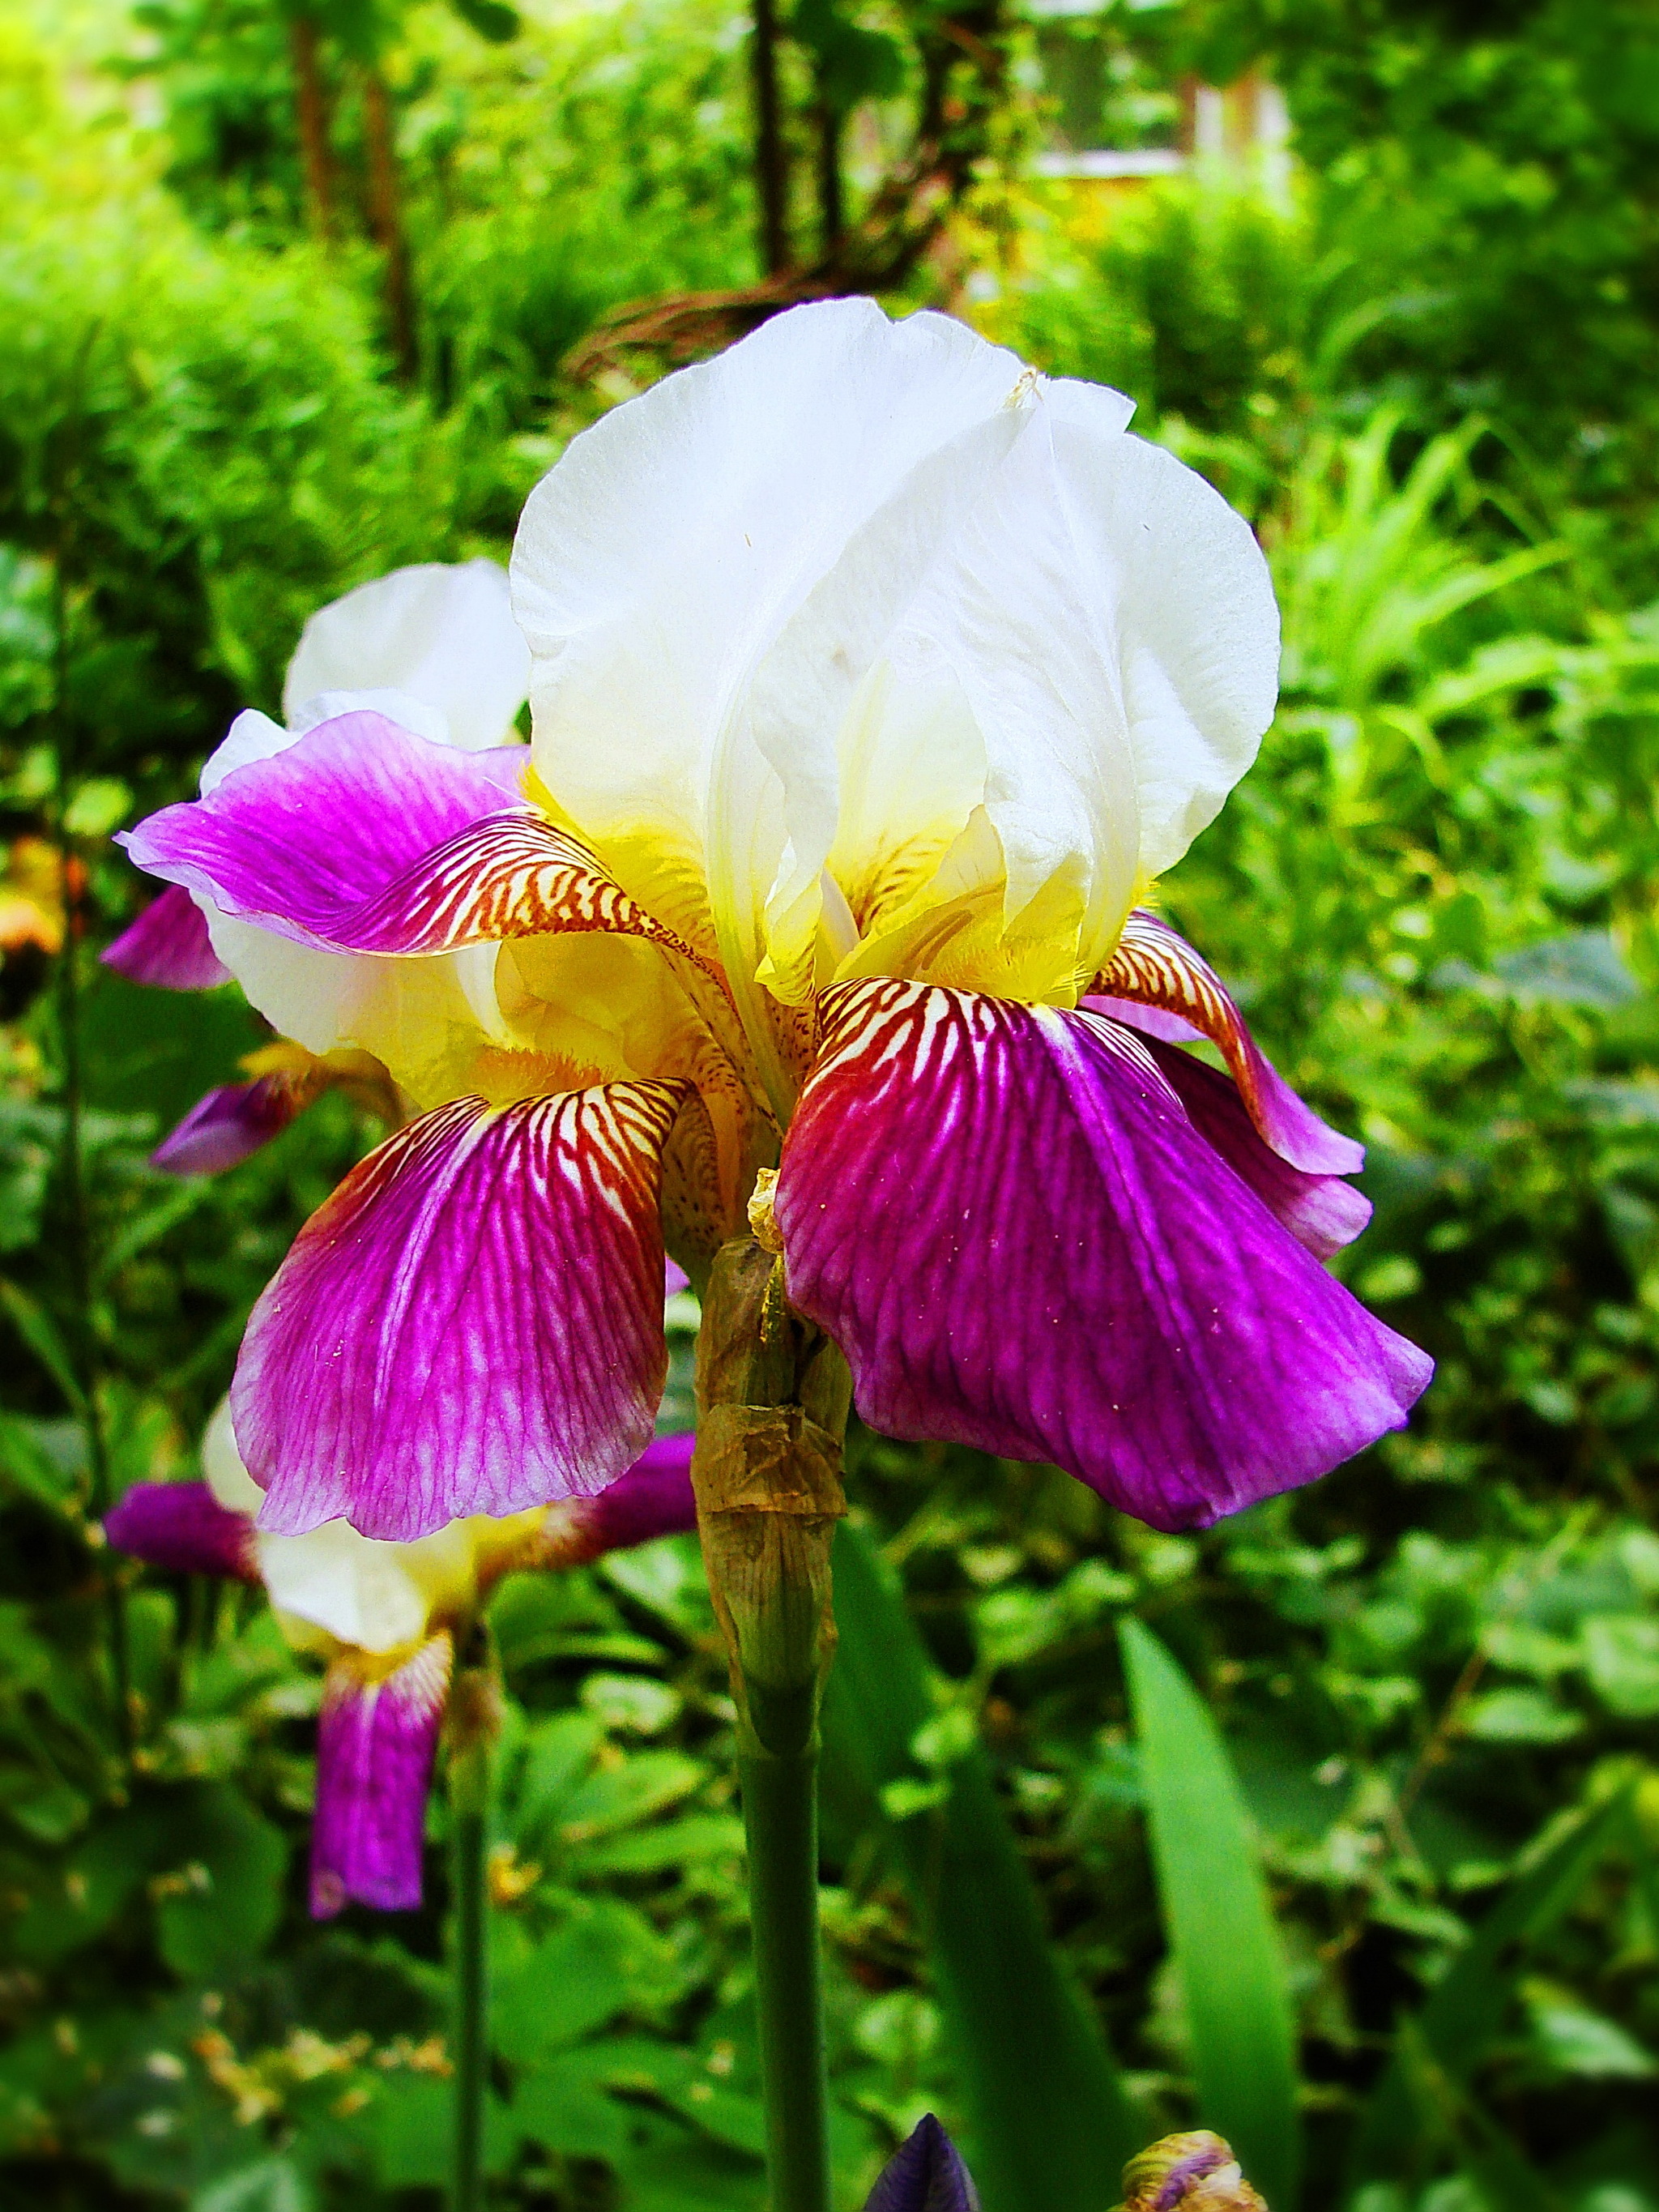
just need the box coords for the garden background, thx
[3,0,1659,2205]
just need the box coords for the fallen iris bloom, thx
[104,1409,696,1915]
[120,299,1431,1544]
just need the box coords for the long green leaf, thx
[824,1521,1141,2212]
[1347,1788,1631,2190]
[1120,1617,1301,2210]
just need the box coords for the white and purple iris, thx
[104,1416,696,1915]
[114,298,1431,1547]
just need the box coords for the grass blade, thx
[1120,1617,1301,2210]
[824,1520,1141,2212]
[1347,1789,1631,2192]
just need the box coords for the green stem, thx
[49,390,130,1770]
[692,1237,850,2212]
[451,1717,490,2212]
[739,1742,832,2212]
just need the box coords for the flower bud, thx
[1115,2133,1268,2212]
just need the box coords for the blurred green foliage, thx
[3,0,1659,2206]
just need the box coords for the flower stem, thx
[49,391,131,1774]
[693,1236,851,2212]
[449,1661,498,2212]
[739,1737,832,2212]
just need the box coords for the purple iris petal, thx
[664,1256,691,1297]
[151,1077,302,1177]
[122,712,531,950]
[777,981,1432,1533]
[1093,911,1363,1176]
[310,1633,452,1917]
[103,1481,258,1581]
[101,886,232,989]
[1130,1031,1371,1261]
[864,2115,980,2212]
[121,711,701,967]
[235,1087,683,1542]
[560,1431,697,1559]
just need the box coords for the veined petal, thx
[1092,912,1363,1176]
[203,1397,547,1650]
[864,2116,980,2212]
[103,1481,258,1582]
[235,1086,683,1540]
[535,1431,698,1565]
[127,713,702,980]
[123,712,529,946]
[101,886,232,990]
[1132,1028,1371,1260]
[284,559,531,754]
[777,982,1431,1532]
[311,1634,451,1916]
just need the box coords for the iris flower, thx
[119,299,1430,1545]
[104,1411,696,1915]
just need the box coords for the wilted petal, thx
[864,2115,980,2212]
[310,1633,452,1916]
[778,983,1431,1532]
[104,1481,258,1582]
[101,886,232,990]
[1118,1027,1371,1261]
[235,1086,684,1540]
[1093,912,1363,1176]
[284,559,531,754]
[536,1431,698,1564]
[151,1076,308,1176]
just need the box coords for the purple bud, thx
[104,1481,259,1582]
[864,2115,979,2212]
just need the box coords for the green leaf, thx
[192,2160,312,2212]
[0,1278,85,1414]
[446,0,520,41]
[492,1915,639,2062]
[825,1520,1141,2212]
[155,1786,288,1979]
[371,2071,517,2187]
[1120,1616,1302,2210]
[508,2052,630,2160]
[1350,1791,1632,2184]
[1582,1616,1659,1718]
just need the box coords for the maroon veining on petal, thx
[235,1085,684,1541]
[1090,910,1363,1176]
[864,2114,980,2212]
[122,711,531,948]
[777,980,1432,1533]
[104,1481,259,1582]
[310,1633,452,1917]
[102,886,232,989]
[121,711,706,968]
[151,1078,305,1177]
